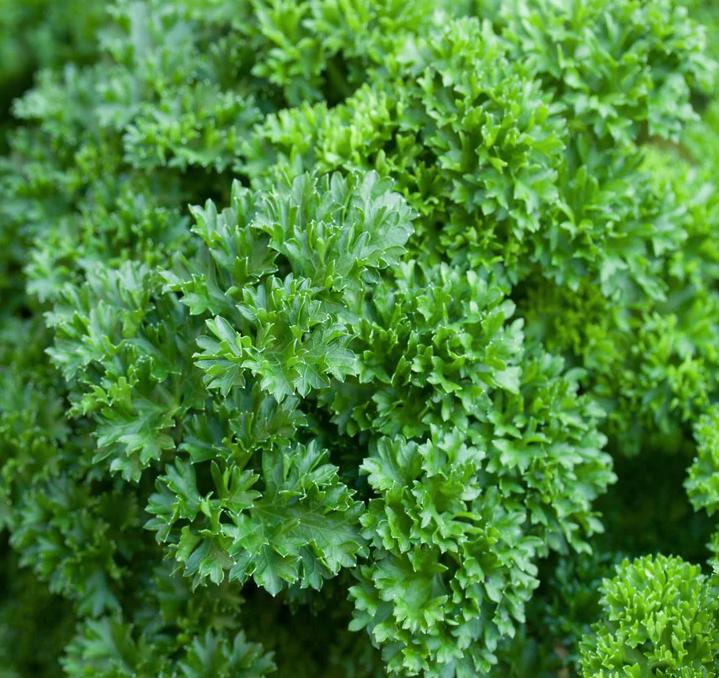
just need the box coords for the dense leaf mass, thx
[580,555,719,676]
[1,0,719,677]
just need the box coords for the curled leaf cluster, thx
[1,1,719,677]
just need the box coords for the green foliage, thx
[497,0,715,144]
[1,0,719,677]
[63,620,275,678]
[579,555,719,677]
[687,405,719,518]
[0,0,105,124]
[246,16,567,277]
[0,542,75,678]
